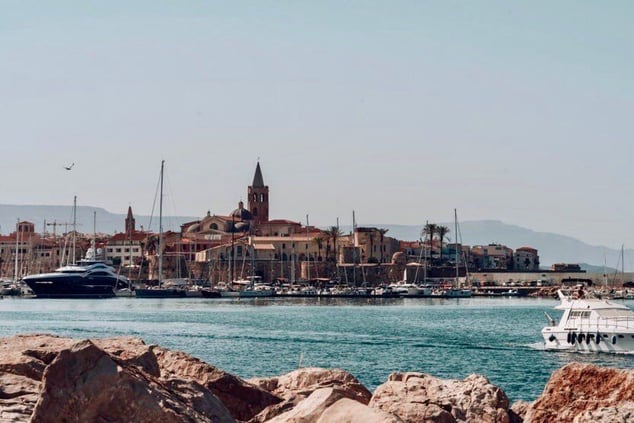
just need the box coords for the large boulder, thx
[0,334,280,422]
[153,346,281,421]
[0,334,75,422]
[369,372,510,423]
[248,367,371,422]
[265,387,349,423]
[249,367,371,404]
[524,363,634,423]
[317,398,404,423]
[265,387,402,423]
[96,336,281,421]
[30,340,233,423]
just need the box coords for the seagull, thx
[63,163,74,171]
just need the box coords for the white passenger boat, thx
[542,289,634,353]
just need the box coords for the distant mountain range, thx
[0,204,196,236]
[1,205,631,271]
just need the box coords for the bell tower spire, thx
[248,161,269,225]
[125,206,136,233]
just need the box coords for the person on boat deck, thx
[577,286,585,299]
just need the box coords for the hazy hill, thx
[0,204,197,235]
[1,205,631,271]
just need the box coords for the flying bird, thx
[63,163,74,171]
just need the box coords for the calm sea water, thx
[1,296,633,402]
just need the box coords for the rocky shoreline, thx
[0,334,632,422]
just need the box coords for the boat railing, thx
[571,316,634,331]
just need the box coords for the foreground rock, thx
[248,367,372,421]
[524,363,634,423]
[0,334,278,422]
[267,387,402,423]
[369,372,510,423]
[31,340,231,423]
[4,334,634,422]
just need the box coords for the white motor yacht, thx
[542,289,634,353]
[388,282,430,297]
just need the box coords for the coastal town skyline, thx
[2,2,634,248]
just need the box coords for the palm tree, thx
[422,223,437,264]
[325,226,342,263]
[313,235,324,261]
[436,225,450,263]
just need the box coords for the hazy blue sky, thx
[2,1,633,248]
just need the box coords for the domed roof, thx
[230,201,253,221]
[186,224,200,233]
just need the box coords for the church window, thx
[210,223,218,230]
[260,194,264,202]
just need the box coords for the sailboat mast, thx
[158,160,164,286]
[250,225,255,284]
[93,211,97,259]
[352,210,356,286]
[622,244,625,286]
[72,196,77,265]
[455,209,459,287]
[306,214,310,282]
[230,215,234,283]
[335,217,340,280]
[423,220,428,284]
[14,218,19,281]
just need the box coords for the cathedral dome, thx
[230,201,253,221]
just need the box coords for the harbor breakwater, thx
[1,334,633,422]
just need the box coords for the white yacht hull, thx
[542,327,634,353]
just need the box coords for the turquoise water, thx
[1,296,633,402]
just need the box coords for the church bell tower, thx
[248,162,269,225]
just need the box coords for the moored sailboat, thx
[136,161,186,299]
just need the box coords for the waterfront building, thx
[514,247,540,271]
[470,244,514,270]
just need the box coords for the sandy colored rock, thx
[30,339,234,423]
[265,387,350,423]
[0,334,75,421]
[248,367,371,422]
[317,397,404,423]
[249,367,371,403]
[93,336,162,376]
[369,372,510,423]
[154,347,281,421]
[0,335,244,423]
[509,400,530,423]
[524,363,634,423]
[572,402,634,422]
[97,336,281,421]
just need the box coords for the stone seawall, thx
[0,334,631,422]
